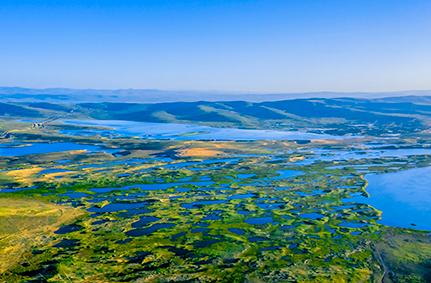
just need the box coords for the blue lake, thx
[244,217,275,225]
[0,142,107,156]
[62,119,345,141]
[348,166,431,231]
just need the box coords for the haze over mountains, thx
[1,87,431,103]
[2,88,431,137]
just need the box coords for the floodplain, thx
[0,116,430,282]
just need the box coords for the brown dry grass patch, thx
[179,147,223,157]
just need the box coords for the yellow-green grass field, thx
[0,197,84,274]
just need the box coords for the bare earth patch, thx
[178,147,223,157]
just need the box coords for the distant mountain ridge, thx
[1,96,431,136]
[1,87,431,103]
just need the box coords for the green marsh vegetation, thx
[0,116,430,282]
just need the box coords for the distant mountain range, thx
[1,87,431,103]
[1,95,431,136]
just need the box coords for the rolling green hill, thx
[1,97,431,135]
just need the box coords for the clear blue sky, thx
[1,0,430,92]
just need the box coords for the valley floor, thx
[0,118,430,282]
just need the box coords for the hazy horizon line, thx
[1,85,431,95]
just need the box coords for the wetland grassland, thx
[0,115,430,282]
[0,198,84,275]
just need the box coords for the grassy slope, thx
[0,197,84,274]
[0,98,427,136]
[374,228,431,283]
[75,99,431,132]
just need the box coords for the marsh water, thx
[2,119,431,233]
